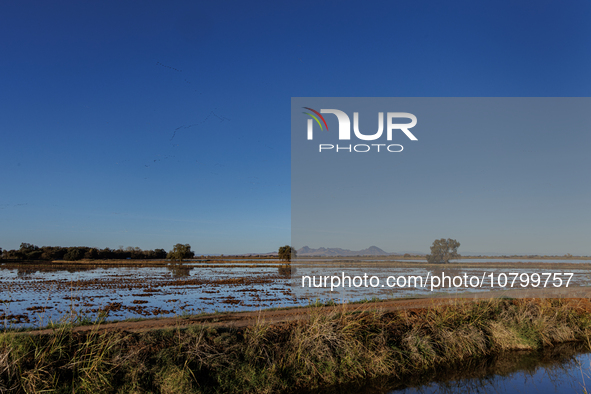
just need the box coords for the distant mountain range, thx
[228,250,579,257]
[243,246,427,257]
[295,246,425,257]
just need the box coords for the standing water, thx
[312,343,591,393]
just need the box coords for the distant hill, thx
[296,246,393,257]
[242,246,427,257]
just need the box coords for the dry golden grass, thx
[1,298,591,393]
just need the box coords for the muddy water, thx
[0,261,305,327]
[314,343,591,393]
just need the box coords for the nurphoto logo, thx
[303,107,418,153]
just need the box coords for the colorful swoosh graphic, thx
[302,107,329,131]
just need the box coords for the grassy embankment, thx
[1,298,591,393]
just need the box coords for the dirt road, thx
[28,289,591,335]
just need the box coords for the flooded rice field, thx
[293,260,591,300]
[0,260,304,327]
[2,258,591,328]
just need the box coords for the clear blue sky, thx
[1,1,590,254]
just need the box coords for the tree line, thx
[0,243,170,261]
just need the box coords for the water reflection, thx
[312,343,591,394]
[16,268,36,278]
[166,264,192,278]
